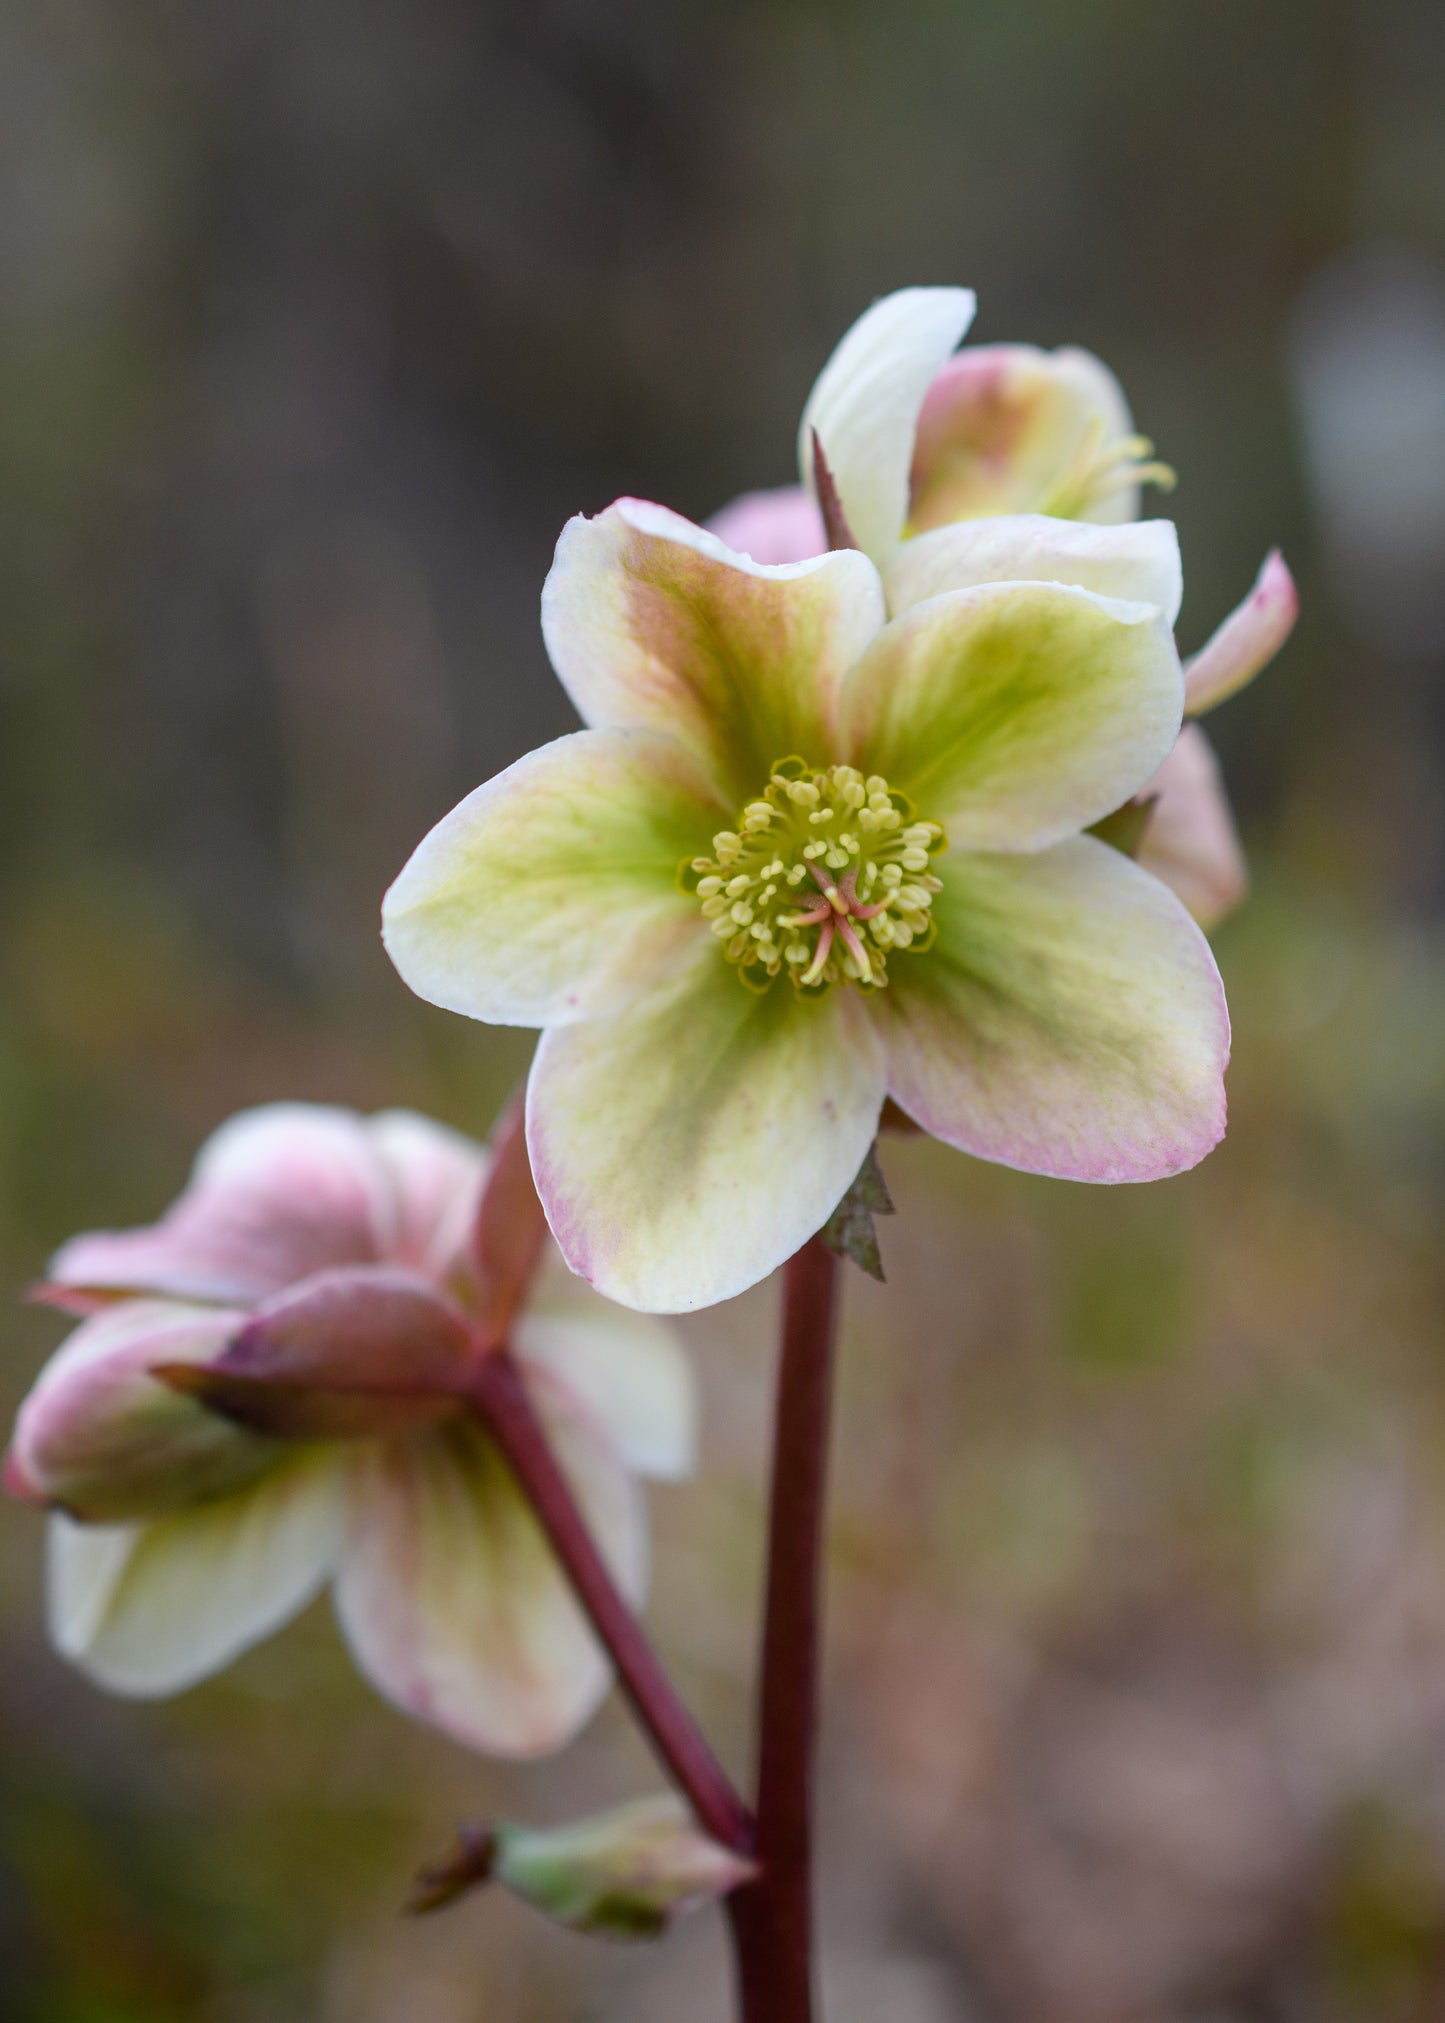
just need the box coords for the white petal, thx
[527,938,887,1313]
[516,1251,696,1480]
[797,288,977,565]
[886,515,1182,626]
[47,1451,347,1697]
[334,1380,646,1757]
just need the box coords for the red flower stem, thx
[468,1346,754,1857]
[727,1235,842,2023]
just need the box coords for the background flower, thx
[8,1104,693,1756]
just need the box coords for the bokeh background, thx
[4,0,1445,2017]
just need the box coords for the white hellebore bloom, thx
[384,494,1231,1316]
[6,1103,693,1757]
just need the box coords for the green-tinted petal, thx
[841,581,1182,849]
[383,727,716,1029]
[886,514,1182,626]
[878,836,1229,1181]
[527,940,887,1313]
[540,500,885,805]
[47,1449,346,1696]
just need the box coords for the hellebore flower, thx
[708,287,1168,569]
[382,498,1230,1315]
[6,1103,693,1755]
[708,291,1297,930]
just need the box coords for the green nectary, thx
[683,758,945,993]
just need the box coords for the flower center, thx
[683,759,945,993]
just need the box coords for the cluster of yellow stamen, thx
[683,759,945,993]
[1040,419,1176,519]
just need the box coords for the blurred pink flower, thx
[6,1103,692,1755]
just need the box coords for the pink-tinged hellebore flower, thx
[708,291,1297,932]
[709,287,1169,572]
[382,498,1231,1316]
[6,1103,693,1756]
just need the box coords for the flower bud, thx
[476,1797,756,1940]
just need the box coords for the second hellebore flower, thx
[710,289,1298,931]
[6,1103,692,1754]
[383,499,1231,1314]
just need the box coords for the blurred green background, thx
[4,0,1445,2017]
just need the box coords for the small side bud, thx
[423,1796,757,1941]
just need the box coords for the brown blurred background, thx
[4,1,1445,2017]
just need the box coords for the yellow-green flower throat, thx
[684,760,945,993]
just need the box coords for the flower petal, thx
[163,1266,476,1440]
[878,835,1229,1181]
[540,500,886,804]
[366,1110,486,1280]
[1136,725,1249,929]
[10,1300,273,1521]
[48,1450,346,1696]
[333,1375,645,1756]
[8,1294,271,1521]
[841,582,1183,849]
[383,728,715,1030]
[527,939,887,1312]
[48,1104,394,1306]
[909,343,1140,528]
[886,514,1182,626]
[797,287,977,565]
[706,486,826,564]
[515,1249,695,1480]
[1184,550,1298,714]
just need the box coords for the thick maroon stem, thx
[727,1236,842,2023]
[469,1347,753,1856]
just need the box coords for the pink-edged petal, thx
[879,836,1229,1182]
[515,1248,695,1481]
[470,1093,551,1344]
[49,1104,395,1306]
[383,727,715,1030]
[10,1300,275,1522]
[841,581,1183,850]
[527,938,888,1313]
[886,514,1182,626]
[705,486,826,564]
[540,500,886,805]
[334,1369,646,1757]
[161,1265,476,1440]
[47,1449,346,1696]
[909,343,1143,529]
[1135,724,1249,929]
[797,288,977,566]
[1184,550,1299,714]
[366,1110,486,1280]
